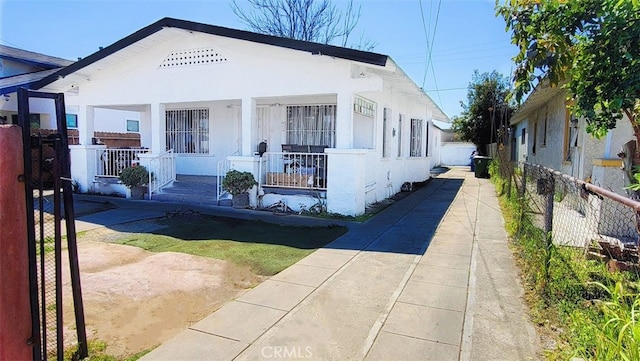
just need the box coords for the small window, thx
[397,114,404,157]
[126,119,140,133]
[532,121,537,155]
[11,113,40,129]
[521,128,526,145]
[382,108,390,158]
[66,114,78,129]
[410,118,423,157]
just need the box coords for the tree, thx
[452,70,515,155]
[230,0,375,50]
[497,0,640,156]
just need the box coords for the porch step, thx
[151,175,222,205]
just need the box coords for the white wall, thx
[93,108,141,133]
[440,142,476,166]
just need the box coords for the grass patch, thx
[490,160,640,360]
[114,215,347,276]
[63,339,155,361]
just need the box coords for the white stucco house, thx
[24,17,448,216]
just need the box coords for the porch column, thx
[150,103,166,153]
[139,104,152,149]
[336,92,353,148]
[77,105,95,146]
[70,105,103,193]
[241,97,256,156]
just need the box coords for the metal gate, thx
[17,88,88,360]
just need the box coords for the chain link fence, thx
[493,149,639,267]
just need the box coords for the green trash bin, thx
[473,156,491,178]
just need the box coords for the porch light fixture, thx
[2,94,9,102]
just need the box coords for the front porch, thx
[67,91,414,216]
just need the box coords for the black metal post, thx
[53,137,64,361]
[54,93,88,359]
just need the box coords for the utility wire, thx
[426,0,443,108]
[418,0,431,89]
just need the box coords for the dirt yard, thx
[61,223,264,359]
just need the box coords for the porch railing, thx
[96,148,149,177]
[217,158,231,205]
[148,149,176,199]
[262,151,328,190]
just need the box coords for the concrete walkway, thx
[131,167,539,361]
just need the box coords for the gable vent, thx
[159,47,229,68]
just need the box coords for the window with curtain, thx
[383,108,390,157]
[286,105,336,147]
[165,108,209,154]
[398,114,404,157]
[410,118,423,157]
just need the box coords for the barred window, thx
[165,108,209,154]
[410,118,423,157]
[286,105,336,147]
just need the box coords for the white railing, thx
[216,158,231,205]
[262,151,328,190]
[148,149,176,199]
[96,148,150,177]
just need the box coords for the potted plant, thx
[222,170,257,208]
[119,165,149,199]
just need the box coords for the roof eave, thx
[32,17,390,90]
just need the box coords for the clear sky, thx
[0,0,518,121]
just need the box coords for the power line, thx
[424,86,467,92]
[418,0,431,89]
[427,0,443,107]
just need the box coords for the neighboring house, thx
[29,17,448,216]
[0,46,141,146]
[510,79,636,243]
[510,79,633,189]
[0,45,73,127]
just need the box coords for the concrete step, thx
[150,192,218,205]
[161,185,216,196]
[152,174,225,205]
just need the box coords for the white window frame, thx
[126,119,139,133]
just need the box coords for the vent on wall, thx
[159,47,229,68]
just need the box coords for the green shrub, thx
[119,165,149,188]
[221,170,257,195]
